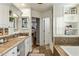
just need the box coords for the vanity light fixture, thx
[21,3,26,7]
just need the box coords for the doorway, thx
[42,17,51,45]
[32,17,40,47]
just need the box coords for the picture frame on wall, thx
[22,17,28,29]
[64,7,77,14]
[71,7,77,14]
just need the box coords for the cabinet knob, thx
[12,52,15,54]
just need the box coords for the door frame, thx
[40,17,51,46]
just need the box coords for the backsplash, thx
[55,37,79,45]
[0,32,29,41]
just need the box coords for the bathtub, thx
[60,46,79,56]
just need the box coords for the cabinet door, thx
[29,37,32,52]
[25,37,32,55]
[3,47,17,56]
[19,41,25,56]
[27,38,30,52]
[27,37,32,52]
[25,38,29,55]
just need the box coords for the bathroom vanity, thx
[0,33,32,56]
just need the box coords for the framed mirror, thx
[9,10,19,32]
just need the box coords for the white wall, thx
[19,8,32,36]
[53,4,64,36]
[31,9,41,18]
[76,5,79,15]
[0,4,10,27]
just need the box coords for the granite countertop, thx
[0,32,29,38]
[0,36,30,56]
[54,35,79,37]
[54,45,69,56]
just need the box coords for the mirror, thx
[9,10,19,32]
[13,13,19,32]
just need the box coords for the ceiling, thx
[13,3,78,12]
[13,3,53,12]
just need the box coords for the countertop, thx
[0,36,30,56]
[54,35,79,37]
[0,32,29,38]
[54,45,68,56]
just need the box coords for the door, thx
[25,38,29,55]
[42,18,45,45]
[44,17,51,45]
[36,18,40,45]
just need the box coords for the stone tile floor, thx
[29,45,53,56]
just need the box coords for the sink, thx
[0,38,8,44]
[17,36,26,39]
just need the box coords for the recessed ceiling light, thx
[21,3,25,6]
